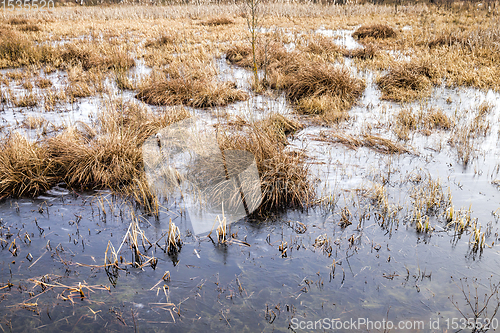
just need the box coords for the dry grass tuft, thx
[201,16,235,26]
[227,44,364,122]
[115,72,135,90]
[0,30,53,67]
[305,36,345,56]
[318,131,409,154]
[376,61,440,102]
[0,133,55,198]
[218,119,314,211]
[254,113,303,144]
[14,92,38,107]
[304,36,376,60]
[66,66,105,98]
[0,103,188,200]
[345,44,378,60]
[60,43,134,71]
[425,108,451,130]
[136,76,247,108]
[448,102,492,165]
[18,24,41,32]
[277,61,365,120]
[428,34,465,48]
[226,43,288,69]
[35,77,52,89]
[353,24,397,39]
[226,44,254,67]
[394,107,451,140]
[285,63,362,102]
[22,116,46,129]
[8,18,29,25]
[46,102,190,191]
[144,33,177,48]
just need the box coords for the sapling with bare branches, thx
[449,277,500,332]
[240,0,261,88]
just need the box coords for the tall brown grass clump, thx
[136,76,248,108]
[0,30,53,68]
[305,36,345,57]
[254,113,303,144]
[201,16,235,26]
[0,101,191,207]
[353,24,397,39]
[144,33,177,48]
[7,18,29,25]
[46,102,190,190]
[345,44,378,59]
[226,43,288,69]
[304,36,377,59]
[272,59,365,122]
[60,43,134,71]
[0,133,55,198]
[18,24,41,33]
[218,118,314,211]
[66,66,105,98]
[376,61,440,102]
[227,45,365,122]
[318,131,409,154]
[284,62,364,105]
[428,34,465,48]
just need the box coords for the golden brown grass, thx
[22,116,47,129]
[200,16,235,26]
[274,59,365,122]
[282,61,364,104]
[448,102,493,165]
[318,131,409,154]
[0,102,313,214]
[0,101,190,202]
[353,24,397,40]
[136,76,248,108]
[226,43,288,69]
[0,30,54,68]
[345,44,378,60]
[46,102,190,191]
[60,42,134,71]
[7,18,29,25]
[295,95,350,123]
[227,43,365,122]
[425,108,451,131]
[35,77,52,89]
[303,36,376,60]
[115,72,135,90]
[393,107,451,140]
[65,66,105,99]
[14,92,38,107]
[304,36,345,57]
[18,24,41,32]
[144,33,178,48]
[408,175,449,233]
[376,60,440,102]
[218,118,314,211]
[0,133,56,198]
[428,34,466,49]
[254,113,303,144]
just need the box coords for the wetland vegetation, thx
[1,0,500,331]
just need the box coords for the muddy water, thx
[2,36,500,333]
